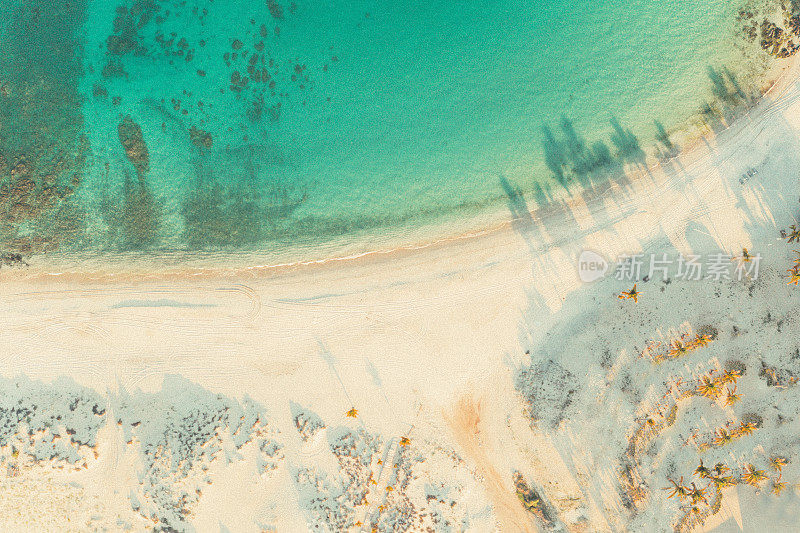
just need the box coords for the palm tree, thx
[788,251,800,285]
[713,428,733,447]
[771,474,788,495]
[724,385,741,406]
[786,225,800,243]
[720,369,741,385]
[742,464,768,486]
[664,477,691,500]
[697,374,724,399]
[618,284,640,302]
[735,421,757,437]
[694,460,712,479]
[770,456,789,472]
[710,474,737,488]
[668,340,689,358]
[713,462,730,475]
[691,334,712,348]
[688,483,708,505]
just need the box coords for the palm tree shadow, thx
[500,174,539,255]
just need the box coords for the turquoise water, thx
[0,0,791,266]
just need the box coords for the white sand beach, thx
[2,51,800,532]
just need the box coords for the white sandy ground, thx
[2,55,800,532]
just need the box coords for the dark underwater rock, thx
[117,115,150,177]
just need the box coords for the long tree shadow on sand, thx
[700,66,761,134]
[516,58,789,316]
[500,174,540,256]
[609,117,646,168]
[654,120,679,160]
[507,82,800,533]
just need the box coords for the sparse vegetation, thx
[770,456,789,472]
[786,224,800,243]
[687,483,708,505]
[694,460,712,479]
[724,385,741,406]
[771,474,788,495]
[712,428,733,447]
[742,464,768,486]
[664,477,691,500]
[513,472,554,525]
[734,421,757,437]
[697,374,724,399]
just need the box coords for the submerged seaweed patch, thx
[0,0,89,255]
[738,1,800,58]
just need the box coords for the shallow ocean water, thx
[0,0,790,266]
